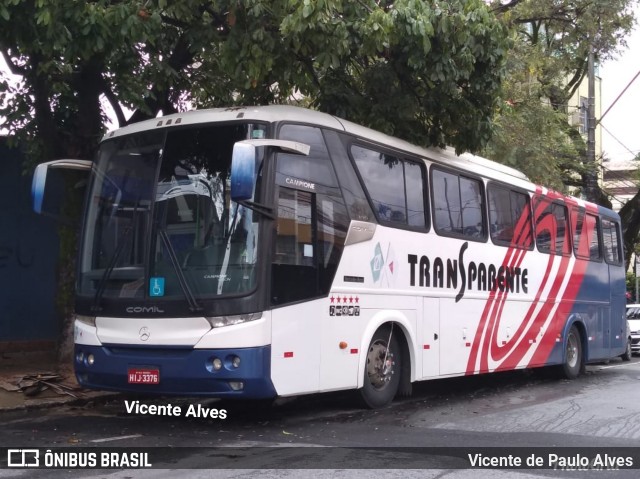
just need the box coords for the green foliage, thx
[484,0,636,191]
[482,29,582,190]
[1,0,509,165]
[272,0,509,152]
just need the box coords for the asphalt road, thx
[1,356,639,478]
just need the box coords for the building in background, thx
[602,159,639,211]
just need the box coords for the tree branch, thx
[127,31,195,124]
[100,81,127,127]
[492,0,523,14]
[564,58,588,98]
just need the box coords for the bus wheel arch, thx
[396,327,413,398]
[559,322,586,379]
[358,318,414,408]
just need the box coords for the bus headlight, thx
[231,355,241,368]
[206,312,262,328]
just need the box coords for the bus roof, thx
[102,105,550,197]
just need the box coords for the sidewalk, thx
[0,350,115,412]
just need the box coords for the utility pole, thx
[584,44,599,203]
[633,254,640,304]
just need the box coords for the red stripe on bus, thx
[466,185,593,375]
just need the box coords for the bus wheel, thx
[621,337,632,362]
[560,325,583,379]
[360,326,401,408]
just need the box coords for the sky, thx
[600,4,640,168]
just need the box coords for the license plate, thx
[127,368,160,384]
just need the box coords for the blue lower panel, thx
[74,344,276,399]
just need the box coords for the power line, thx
[598,68,640,125]
[600,122,638,158]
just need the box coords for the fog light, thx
[76,352,84,363]
[212,358,223,371]
[86,354,95,366]
[228,381,244,391]
[232,356,241,368]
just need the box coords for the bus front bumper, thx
[74,344,276,399]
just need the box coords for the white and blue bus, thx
[32,106,628,408]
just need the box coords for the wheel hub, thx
[366,340,395,390]
[567,335,578,368]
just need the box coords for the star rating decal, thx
[330,295,360,304]
[329,295,361,316]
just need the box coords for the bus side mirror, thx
[32,159,92,219]
[230,143,257,202]
[230,139,311,202]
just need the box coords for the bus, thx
[32,105,627,408]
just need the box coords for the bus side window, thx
[350,145,427,229]
[431,168,485,240]
[271,125,349,306]
[322,129,376,223]
[534,198,570,255]
[271,186,349,305]
[487,184,532,249]
[571,208,602,261]
[602,218,622,265]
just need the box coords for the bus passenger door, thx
[422,297,440,378]
[270,187,322,395]
[269,183,350,395]
[269,126,350,395]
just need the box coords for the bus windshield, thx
[79,123,264,303]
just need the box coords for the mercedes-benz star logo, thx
[139,327,150,342]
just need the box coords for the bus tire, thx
[360,326,401,409]
[560,325,583,379]
[621,337,632,362]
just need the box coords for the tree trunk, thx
[31,54,63,159]
[52,60,105,367]
[73,59,106,158]
[619,189,640,270]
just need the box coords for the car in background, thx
[625,304,640,357]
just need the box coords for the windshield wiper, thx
[91,225,133,313]
[157,228,202,313]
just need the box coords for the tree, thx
[1,0,509,160]
[484,0,635,192]
[0,0,509,360]
[619,153,640,268]
[484,0,639,268]
[481,34,582,191]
